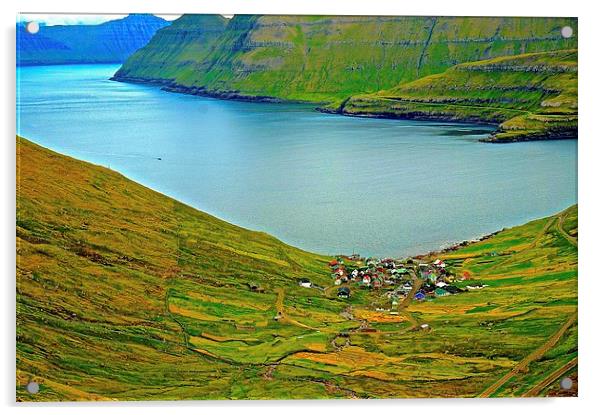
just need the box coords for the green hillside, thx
[17,137,577,400]
[112,15,228,83]
[16,136,331,401]
[340,50,577,142]
[113,15,577,104]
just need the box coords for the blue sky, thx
[17,14,183,26]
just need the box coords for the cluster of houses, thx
[328,257,412,289]
[325,255,480,302]
[415,260,463,298]
[293,253,485,304]
[326,256,415,299]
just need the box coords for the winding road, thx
[479,312,577,397]
[523,357,578,397]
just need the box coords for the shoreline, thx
[111,75,577,144]
[110,75,314,105]
[23,71,578,259]
[19,135,574,263]
[414,230,503,260]
[317,105,501,136]
[331,110,578,143]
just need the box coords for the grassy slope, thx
[431,205,577,396]
[112,15,228,82]
[113,15,577,104]
[16,137,577,400]
[16,137,332,401]
[341,50,577,142]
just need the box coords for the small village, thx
[298,254,487,311]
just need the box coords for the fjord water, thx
[17,65,577,257]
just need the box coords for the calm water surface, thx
[16,65,577,257]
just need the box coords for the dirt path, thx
[274,287,331,332]
[323,284,340,297]
[164,286,190,348]
[479,312,577,397]
[530,216,557,249]
[556,212,577,247]
[275,287,285,313]
[523,357,578,397]
[277,272,426,338]
[398,273,422,310]
[486,216,557,270]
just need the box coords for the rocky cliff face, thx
[113,15,577,103]
[17,14,170,65]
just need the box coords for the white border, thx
[3,1,602,414]
[11,0,583,17]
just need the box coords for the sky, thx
[17,14,184,26]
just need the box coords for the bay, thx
[16,64,577,257]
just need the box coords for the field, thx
[16,136,577,400]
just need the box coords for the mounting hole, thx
[26,381,39,394]
[561,26,573,39]
[560,377,573,390]
[25,21,40,35]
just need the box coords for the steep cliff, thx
[340,50,577,142]
[17,14,170,65]
[113,15,577,103]
[112,14,228,83]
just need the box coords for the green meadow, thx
[17,137,577,400]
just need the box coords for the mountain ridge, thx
[111,14,577,141]
[112,14,228,82]
[113,15,577,104]
[17,14,170,66]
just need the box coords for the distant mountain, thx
[113,15,577,104]
[17,14,170,65]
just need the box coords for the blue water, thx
[16,64,577,257]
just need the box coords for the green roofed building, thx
[435,288,450,297]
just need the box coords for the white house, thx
[298,279,312,288]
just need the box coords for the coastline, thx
[111,75,309,104]
[111,75,577,144]
[18,135,574,263]
[18,66,577,260]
